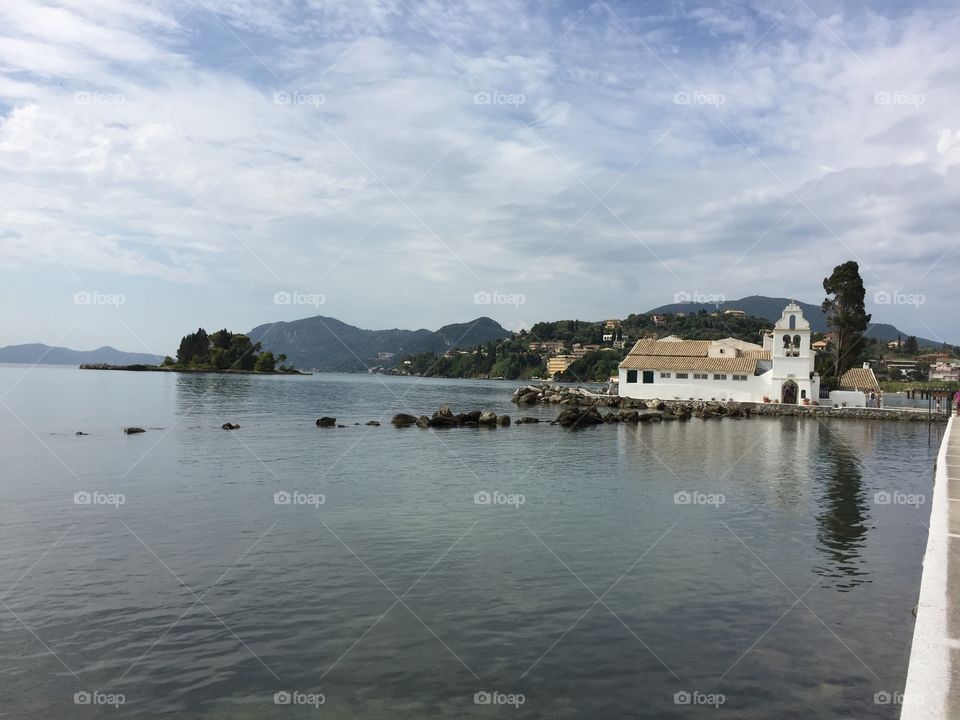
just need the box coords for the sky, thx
[0,0,958,356]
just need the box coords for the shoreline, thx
[78,363,311,376]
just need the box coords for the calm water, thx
[0,366,943,719]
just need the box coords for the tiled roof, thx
[839,367,880,392]
[618,355,759,373]
[743,350,772,360]
[625,339,713,357]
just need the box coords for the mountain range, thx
[2,295,949,369]
[248,316,512,371]
[0,344,164,366]
[647,295,946,348]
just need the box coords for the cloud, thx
[0,0,958,349]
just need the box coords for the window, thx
[693,373,707,380]
[676,373,689,379]
[789,315,796,330]
[732,374,747,381]
[642,370,654,384]
[714,374,727,380]
[626,369,637,383]
[660,372,671,378]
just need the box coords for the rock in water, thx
[315,417,336,427]
[123,427,145,434]
[75,431,88,436]
[478,411,498,426]
[555,407,604,427]
[366,420,381,426]
[391,414,418,427]
[497,415,511,426]
[221,423,240,430]
[515,416,539,424]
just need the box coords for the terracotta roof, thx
[839,367,880,392]
[625,339,713,357]
[743,350,772,360]
[619,355,759,373]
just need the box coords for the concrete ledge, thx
[901,416,954,719]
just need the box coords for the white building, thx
[617,302,821,403]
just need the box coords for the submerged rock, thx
[366,420,381,426]
[315,417,336,427]
[123,427,145,434]
[515,416,540,424]
[554,407,604,427]
[221,423,240,430]
[391,413,418,427]
[497,415,511,426]
[75,431,88,436]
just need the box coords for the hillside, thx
[248,316,511,371]
[647,295,947,347]
[0,344,164,366]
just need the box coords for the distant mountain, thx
[647,295,948,348]
[0,344,164,366]
[248,316,512,371]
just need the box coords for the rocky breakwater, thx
[512,383,944,423]
[392,406,511,429]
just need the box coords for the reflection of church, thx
[618,302,821,403]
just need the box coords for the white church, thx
[617,302,822,404]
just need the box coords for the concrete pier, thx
[901,416,958,719]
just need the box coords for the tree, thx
[904,336,918,355]
[254,351,276,372]
[822,261,871,377]
[177,328,210,365]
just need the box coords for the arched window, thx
[789,315,796,330]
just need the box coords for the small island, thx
[80,327,308,375]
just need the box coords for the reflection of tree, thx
[814,425,870,590]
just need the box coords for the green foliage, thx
[559,350,624,383]
[254,351,276,372]
[903,336,918,355]
[822,260,871,376]
[401,338,545,379]
[173,327,281,372]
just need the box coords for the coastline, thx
[78,363,311,375]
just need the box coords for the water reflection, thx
[813,423,871,590]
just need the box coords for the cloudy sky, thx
[1,0,958,355]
